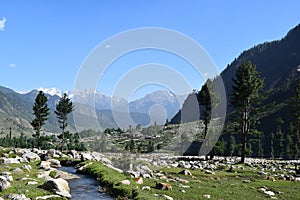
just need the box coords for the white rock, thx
[120,180,130,185]
[42,178,71,198]
[203,194,211,199]
[163,194,173,200]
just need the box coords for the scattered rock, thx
[48,159,61,168]
[0,158,20,164]
[142,186,151,190]
[36,195,62,199]
[135,177,143,184]
[180,189,186,193]
[203,194,211,199]
[40,161,51,170]
[243,180,251,183]
[178,169,192,176]
[163,194,173,200]
[156,182,172,190]
[42,178,71,198]
[22,152,40,162]
[5,194,30,200]
[12,168,23,173]
[26,181,38,185]
[205,170,215,175]
[120,180,131,185]
[0,176,11,191]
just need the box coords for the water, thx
[60,166,114,200]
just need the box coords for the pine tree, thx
[292,80,300,158]
[228,134,236,156]
[55,93,74,151]
[31,91,50,149]
[275,117,284,159]
[197,78,219,159]
[230,60,264,163]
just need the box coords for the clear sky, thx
[1,1,300,100]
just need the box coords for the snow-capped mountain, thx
[38,87,63,97]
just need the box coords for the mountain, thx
[0,86,186,134]
[171,23,300,156]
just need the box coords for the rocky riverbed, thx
[0,146,300,199]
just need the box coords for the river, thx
[60,166,114,200]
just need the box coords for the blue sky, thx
[1,1,300,100]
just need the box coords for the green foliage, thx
[31,91,50,149]
[49,170,57,178]
[230,60,265,163]
[55,93,74,151]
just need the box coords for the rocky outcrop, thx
[42,178,71,198]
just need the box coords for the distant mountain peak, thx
[38,87,62,97]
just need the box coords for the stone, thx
[205,170,215,175]
[0,176,11,191]
[178,169,192,176]
[42,178,71,198]
[22,164,32,172]
[36,195,62,199]
[0,158,20,164]
[203,194,211,199]
[142,173,152,179]
[242,180,251,183]
[142,186,151,190]
[5,194,30,200]
[22,152,40,162]
[135,177,143,184]
[80,152,93,161]
[120,180,130,185]
[156,182,172,190]
[40,161,51,170]
[48,159,61,168]
[12,168,23,173]
[26,181,38,185]
[3,175,13,182]
[180,189,186,193]
[163,195,173,200]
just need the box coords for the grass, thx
[0,161,65,199]
[81,161,300,200]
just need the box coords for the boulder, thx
[80,152,93,161]
[40,161,51,170]
[142,186,151,190]
[5,194,30,200]
[156,182,172,190]
[203,194,211,199]
[135,177,143,184]
[42,178,71,198]
[48,159,61,168]
[0,176,11,191]
[178,169,192,176]
[120,180,130,185]
[22,152,40,162]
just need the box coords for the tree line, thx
[0,92,86,151]
[197,60,300,162]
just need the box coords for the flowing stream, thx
[60,166,114,200]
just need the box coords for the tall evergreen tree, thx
[31,91,50,149]
[197,78,219,159]
[230,60,264,163]
[270,132,275,159]
[292,80,300,158]
[55,93,74,151]
[275,117,284,159]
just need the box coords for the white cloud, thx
[105,44,111,48]
[0,17,6,31]
[9,63,16,67]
